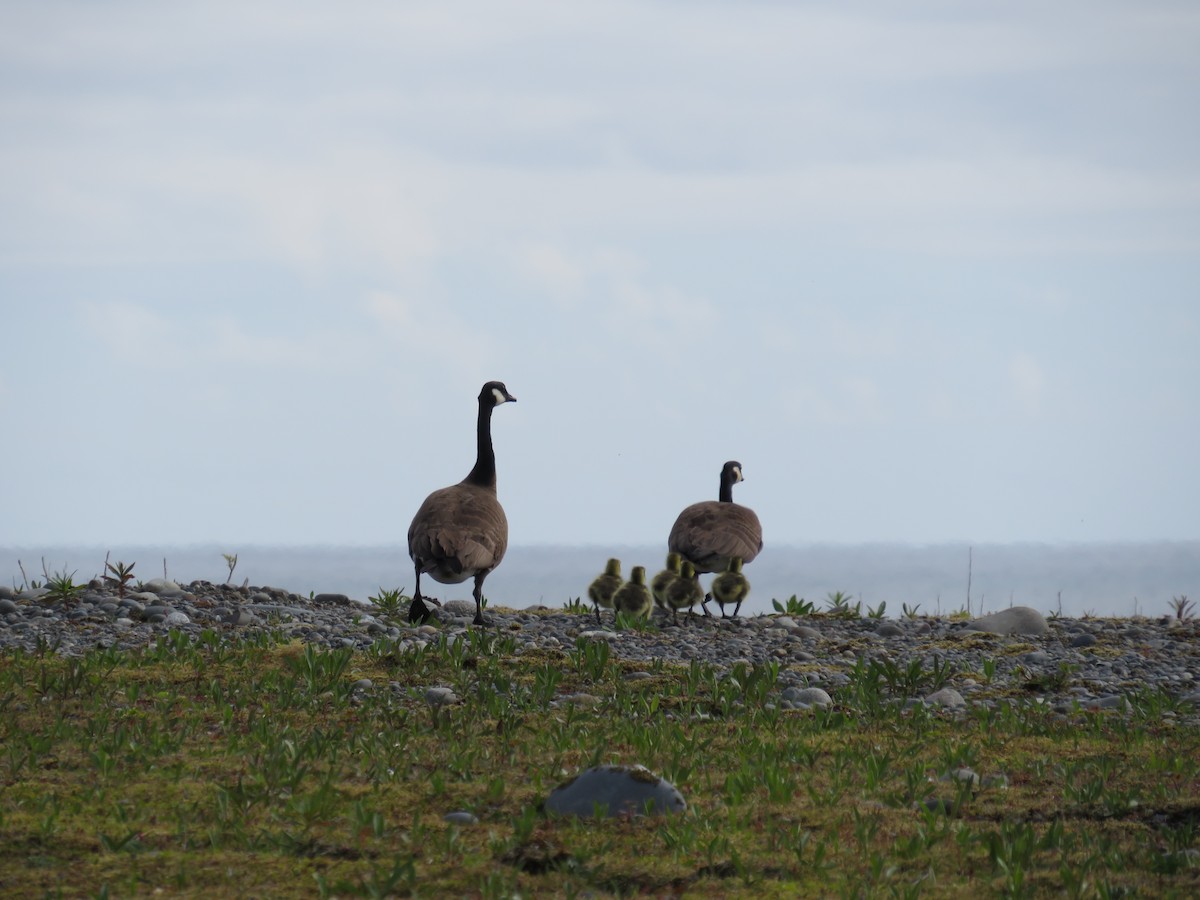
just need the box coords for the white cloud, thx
[1009,352,1046,413]
[514,243,586,305]
[78,301,178,355]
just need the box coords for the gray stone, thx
[781,686,833,708]
[969,606,1048,636]
[164,611,190,626]
[141,579,182,595]
[925,687,967,708]
[0,598,18,614]
[425,687,458,708]
[875,622,905,638]
[544,765,686,818]
[1070,632,1098,648]
[443,811,479,825]
[441,600,478,617]
[314,593,351,605]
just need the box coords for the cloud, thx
[1009,352,1046,413]
[364,290,497,378]
[514,243,586,305]
[79,301,178,355]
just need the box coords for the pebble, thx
[0,578,1196,725]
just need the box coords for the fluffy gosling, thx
[662,560,705,624]
[612,566,653,620]
[710,556,750,618]
[651,552,682,612]
[587,558,622,624]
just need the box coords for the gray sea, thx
[4,542,1197,620]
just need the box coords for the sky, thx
[2,1,1199,552]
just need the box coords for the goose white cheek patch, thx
[492,388,509,405]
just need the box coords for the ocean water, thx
[4,541,1198,620]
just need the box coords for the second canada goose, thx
[612,566,653,620]
[407,380,516,627]
[650,552,682,612]
[588,558,622,623]
[661,560,705,624]
[710,556,750,618]
[667,460,763,585]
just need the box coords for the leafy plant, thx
[901,602,922,619]
[824,590,860,617]
[772,595,815,616]
[103,560,136,599]
[43,569,83,605]
[1169,594,1194,620]
[368,587,409,621]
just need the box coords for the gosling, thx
[710,556,750,618]
[587,558,622,624]
[612,566,653,621]
[662,560,705,624]
[651,552,682,613]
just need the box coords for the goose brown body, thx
[667,461,762,576]
[408,381,516,626]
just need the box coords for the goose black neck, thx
[718,469,736,503]
[464,398,497,489]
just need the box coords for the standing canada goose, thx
[662,560,705,624]
[667,460,762,616]
[651,552,682,612]
[587,558,622,624]
[407,380,516,626]
[612,566,653,620]
[710,556,750,618]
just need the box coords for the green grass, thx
[0,622,1197,897]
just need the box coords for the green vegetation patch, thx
[1,627,1197,897]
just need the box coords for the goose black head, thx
[722,461,744,484]
[480,381,517,406]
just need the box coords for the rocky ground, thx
[2,577,1198,723]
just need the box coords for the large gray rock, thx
[969,606,1048,636]
[544,765,686,818]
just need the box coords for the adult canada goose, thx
[667,461,763,613]
[710,556,750,619]
[650,552,682,612]
[662,560,705,624]
[407,380,516,626]
[612,566,653,620]
[587,558,622,624]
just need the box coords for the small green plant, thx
[561,596,588,613]
[772,595,815,616]
[43,569,83,605]
[866,600,887,619]
[901,602,922,619]
[824,590,860,617]
[103,560,136,599]
[614,610,655,632]
[368,587,409,621]
[1169,594,1194,620]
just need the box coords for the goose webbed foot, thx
[409,595,439,625]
